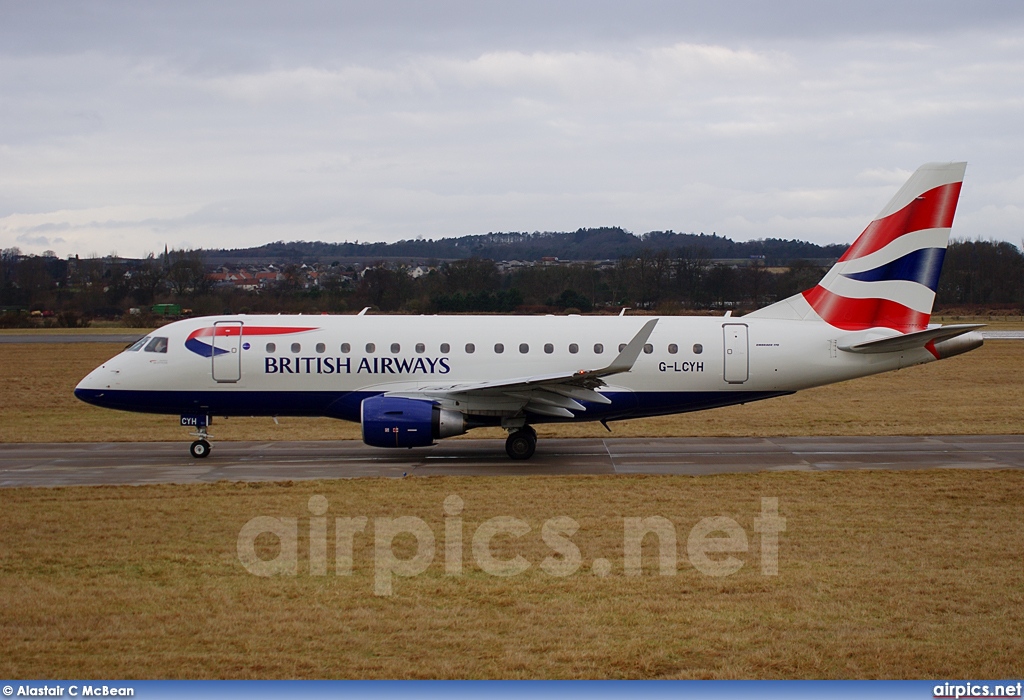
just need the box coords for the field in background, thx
[1,470,1021,679]
[2,328,1022,680]
[1,333,1022,443]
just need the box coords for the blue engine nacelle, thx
[360,395,466,448]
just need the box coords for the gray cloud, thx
[1,1,1022,257]
[16,232,65,247]
[5,2,1023,59]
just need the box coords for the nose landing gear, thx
[189,436,212,459]
[181,414,213,459]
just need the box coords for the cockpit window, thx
[127,337,149,352]
[145,337,168,353]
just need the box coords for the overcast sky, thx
[2,1,1023,259]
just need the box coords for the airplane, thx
[75,162,983,460]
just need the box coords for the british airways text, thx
[264,356,451,375]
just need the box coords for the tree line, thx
[1,240,1022,327]
[204,227,847,266]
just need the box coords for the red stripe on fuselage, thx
[242,326,318,336]
[838,182,962,262]
[186,326,317,341]
[803,285,930,331]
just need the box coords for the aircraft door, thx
[212,321,243,383]
[723,323,748,384]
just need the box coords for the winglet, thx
[413,318,659,397]
[583,318,658,379]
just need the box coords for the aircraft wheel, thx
[505,430,536,460]
[190,439,212,459]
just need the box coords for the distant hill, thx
[204,227,847,266]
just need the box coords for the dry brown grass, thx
[1,470,1022,678]
[3,332,1022,679]
[1,338,1022,442]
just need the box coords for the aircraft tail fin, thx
[748,162,967,331]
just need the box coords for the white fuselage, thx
[75,314,939,425]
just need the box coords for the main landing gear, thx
[505,425,537,460]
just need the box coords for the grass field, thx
[1,335,1022,443]
[1,331,1021,679]
[1,470,1022,678]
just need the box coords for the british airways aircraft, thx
[76,163,982,460]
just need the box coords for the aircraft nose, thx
[74,385,104,406]
[74,364,120,407]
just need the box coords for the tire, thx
[189,439,211,459]
[505,430,537,460]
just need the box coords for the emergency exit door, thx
[212,321,242,383]
[723,323,748,384]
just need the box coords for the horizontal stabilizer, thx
[838,324,984,354]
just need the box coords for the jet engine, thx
[360,395,466,448]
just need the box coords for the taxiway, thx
[1,435,1022,487]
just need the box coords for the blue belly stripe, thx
[75,388,792,424]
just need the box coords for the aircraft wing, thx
[387,318,658,418]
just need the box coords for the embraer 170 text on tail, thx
[76,163,982,460]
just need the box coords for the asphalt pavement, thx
[2,435,1022,487]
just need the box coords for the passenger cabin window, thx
[415,343,425,353]
[366,343,375,353]
[145,337,168,353]
[519,343,529,354]
[643,343,653,354]
[569,343,579,354]
[291,343,301,353]
[693,344,703,354]
[127,337,148,352]
[619,343,627,352]
[544,343,554,354]
[594,343,604,354]
[341,343,351,353]
[465,343,475,353]
[266,342,276,353]
[316,343,326,353]
[391,343,401,353]
[440,343,450,353]
[494,343,504,354]
[668,343,678,354]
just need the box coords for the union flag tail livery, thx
[76,163,984,461]
[750,162,966,331]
